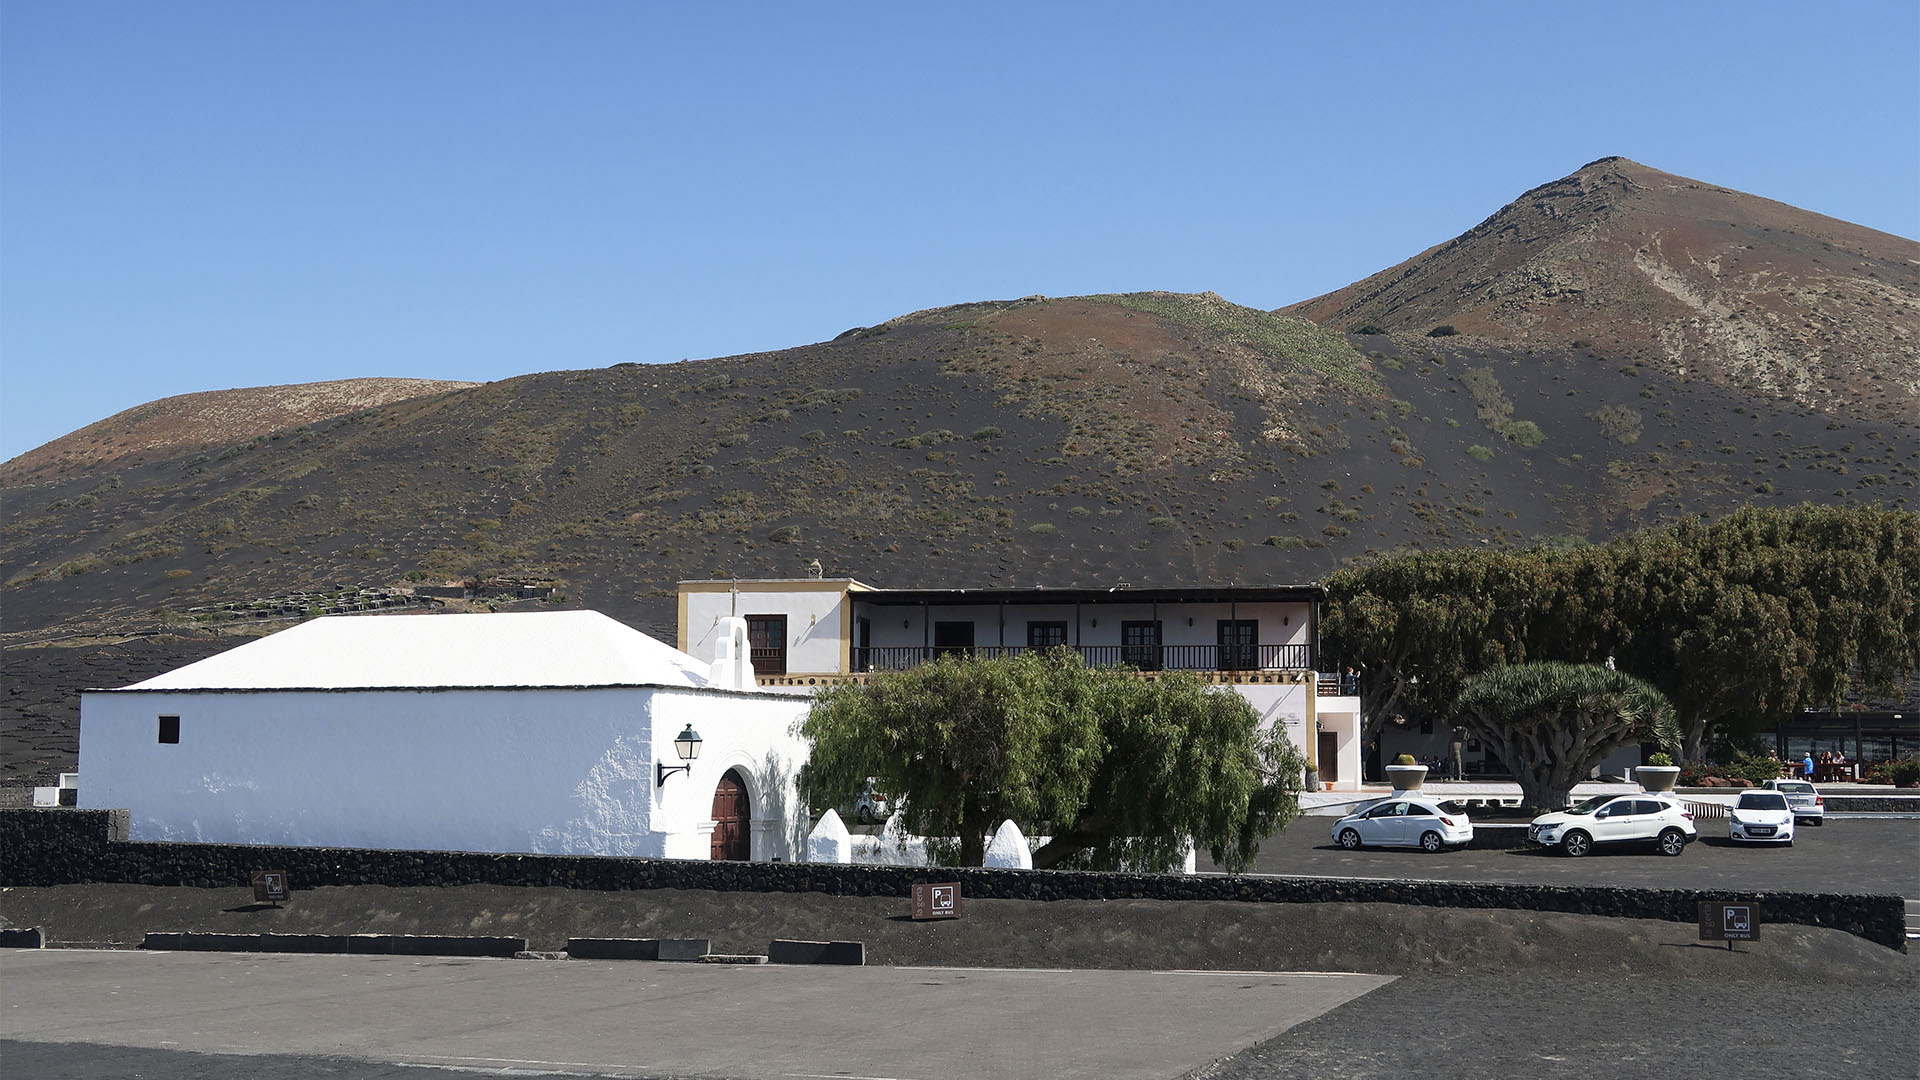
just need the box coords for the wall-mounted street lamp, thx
[656,724,703,786]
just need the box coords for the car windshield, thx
[1563,796,1612,816]
[1777,783,1814,794]
[1739,793,1789,810]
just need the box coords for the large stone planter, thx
[1637,765,1680,793]
[1385,764,1428,792]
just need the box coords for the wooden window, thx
[1027,621,1067,648]
[933,621,975,656]
[1216,619,1258,670]
[745,615,787,676]
[1121,620,1162,671]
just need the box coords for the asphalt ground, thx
[0,950,1393,1080]
[1199,816,1920,898]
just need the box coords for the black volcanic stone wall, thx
[1823,796,1920,813]
[1,809,1904,951]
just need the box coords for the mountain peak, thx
[1283,160,1919,421]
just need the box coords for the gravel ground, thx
[1200,973,1918,1080]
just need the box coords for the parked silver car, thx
[1758,779,1825,825]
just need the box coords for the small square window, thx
[158,716,180,744]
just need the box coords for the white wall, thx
[79,685,811,860]
[1233,682,1358,791]
[684,588,850,675]
[647,686,811,861]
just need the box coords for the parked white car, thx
[852,781,890,825]
[1757,779,1825,825]
[1528,794,1695,857]
[1728,790,1795,845]
[1331,798,1473,852]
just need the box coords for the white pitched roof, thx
[123,610,714,691]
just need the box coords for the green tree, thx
[1325,507,1920,766]
[798,650,1304,871]
[1453,662,1679,811]
[1321,547,1568,742]
[1606,506,1920,761]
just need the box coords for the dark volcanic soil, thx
[1,882,1909,984]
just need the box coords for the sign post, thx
[252,870,290,906]
[1698,901,1759,951]
[911,882,962,921]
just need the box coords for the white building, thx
[78,610,810,860]
[678,578,1364,790]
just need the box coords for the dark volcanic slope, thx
[2,377,480,486]
[1284,157,1920,423]
[4,292,1911,656]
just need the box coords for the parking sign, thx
[1698,901,1759,943]
[252,870,290,903]
[911,882,962,920]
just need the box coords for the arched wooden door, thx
[710,770,751,861]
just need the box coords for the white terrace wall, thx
[681,582,855,676]
[79,685,810,860]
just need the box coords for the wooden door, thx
[710,770,751,861]
[1317,731,1339,783]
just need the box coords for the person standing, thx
[1802,753,1816,780]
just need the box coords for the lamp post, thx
[656,724,703,786]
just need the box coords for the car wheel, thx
[1338,828,1362,850]
[1561,830,1592,857]
[857,806,874,825]
[1658,828,1687,856]
[1419,830,1443,853]
[1812,818,1825,827]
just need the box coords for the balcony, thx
[852,643,1314,674]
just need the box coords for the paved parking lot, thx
[0,950,1391,1080]
[1203,816,1919,898]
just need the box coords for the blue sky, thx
[4,1,1916,461]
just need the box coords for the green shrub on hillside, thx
[1500,421,1545,448]
[1081,292,1377,393]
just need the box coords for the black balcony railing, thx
[853,643,1313,674]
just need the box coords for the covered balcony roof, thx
[849,584,1323,607]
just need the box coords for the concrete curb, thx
[140,932,526,957]
[0,927,45,948]
[349,934,526,957]
[565,937,710,961]
[768,939,864,965]
[143,932,351,953]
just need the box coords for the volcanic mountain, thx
[3,162,1916,785]
[2,377,480,486]
[1283,157,1919,423]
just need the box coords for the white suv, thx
[1528,794,1696,857]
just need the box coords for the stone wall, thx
[1,809,1904,951]
[1823,796,1920,813]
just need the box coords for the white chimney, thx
[710,616,758,691]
